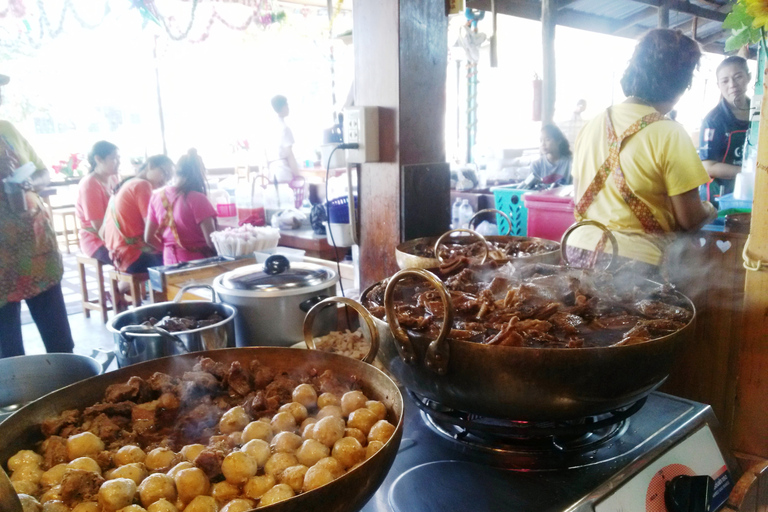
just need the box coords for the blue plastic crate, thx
[492,186,528,236]
[718,193,752,212]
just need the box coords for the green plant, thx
[723,0,767,53]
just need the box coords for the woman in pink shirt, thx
[75,141,119,263]
[145,149,217,264]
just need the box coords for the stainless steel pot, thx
[359,267,696,421]
[107,285,237,367]
[213,255,339,347]
[0,347,403,512]
[0,351,113,421]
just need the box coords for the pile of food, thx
[310,330,370,361]
[211,226,280,258]
[410,237,558,262]
[363,261,693,348]
[5,357,396,512]
[140,313,225,333]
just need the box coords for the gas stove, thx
[361,391,737,512]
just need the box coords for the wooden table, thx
[148,256,257,303]
[279,228,350,262]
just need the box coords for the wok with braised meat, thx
[1,351,402,512]
[364,260,693,348]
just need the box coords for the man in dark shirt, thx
[698,56,751,201]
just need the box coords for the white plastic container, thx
[236,178,266,226]
[210,189,238,228]
[458,199,474,229]
[326,222,355,247]
[451,198,462,229]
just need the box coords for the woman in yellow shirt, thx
[568,29,717,272]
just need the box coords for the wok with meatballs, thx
[1,351,402,512]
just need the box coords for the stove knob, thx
[664,474,714,512]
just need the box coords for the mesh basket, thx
[289,176,306,209]
[327,195,358,224]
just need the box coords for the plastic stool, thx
[76,255,112,323]
[108,270,149,314]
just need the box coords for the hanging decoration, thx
[328,0,343,32]
[156,0,198,40]
[187,2,285,44]
[6,0,112,49]
[129,0,160,27]
[0,0,25,19]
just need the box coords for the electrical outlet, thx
[343,106,379,163]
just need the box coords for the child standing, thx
[145,149,217,264]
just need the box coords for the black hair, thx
[176,148,207,196]
[717,56,750,77]
[140,154,174,175]
[271,95,288,113]
[620,29,701,104]
[114,154,173,193]
[87,141,118,173]
[541,124,571,158]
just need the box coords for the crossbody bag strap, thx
[160,190,190,251]
[575,108,668,235]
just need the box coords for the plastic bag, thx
[271,208,306,230]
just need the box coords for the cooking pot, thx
[107,284,237,367]
[395,227,561,270]
[0,351,113,422]
[357,267,695,421]
[0,347,403,512]
[213,255,339,347]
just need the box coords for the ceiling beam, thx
[609,6,658,34]
[467,0,618,33]
[629,0,727,22]
[466,0,734,54]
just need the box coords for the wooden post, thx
[541,0,556,124]
[658,1,670,28]
[731,65,768,460]
[153,35,167,156]
[354,0,450,289]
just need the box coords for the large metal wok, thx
[359,267,695,421]
[396,227,560,270]
[0,348,403,512]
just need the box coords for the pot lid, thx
[219,256,337,293]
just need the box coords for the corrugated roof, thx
[466,0,741,55]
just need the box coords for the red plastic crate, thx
[523,188,576,242]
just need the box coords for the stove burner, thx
[410,391,646,470]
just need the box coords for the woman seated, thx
[145,149,217,265]
[75,141,119,264]
[514,125,572,190]
[102,155,173,273]
[567,29,717,274]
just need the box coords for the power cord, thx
[325,143,359,299]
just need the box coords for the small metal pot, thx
[213,255,339,347]
[107,285,237,367]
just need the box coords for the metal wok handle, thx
[468,208,512,236]
[384,268,453,375]
[118,325,189,354]
[173,283,218,303]
[303,297,380,364]
[560,220,620,271]
[434,228,489,264]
